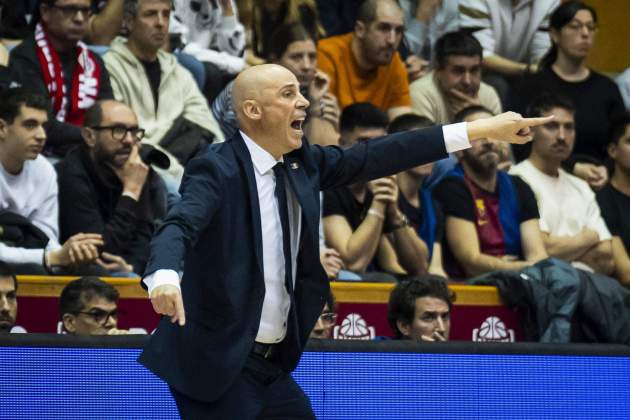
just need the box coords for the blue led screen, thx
[1,346,629,419]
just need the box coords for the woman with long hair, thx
[510,1,625,188]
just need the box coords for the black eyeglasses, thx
[90,125,146,142]
[75,308,118,326]
[51,4,93,18]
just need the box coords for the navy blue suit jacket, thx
[139,126,448,402]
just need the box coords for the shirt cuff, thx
[442,122,471,153]
[143,269,181,295]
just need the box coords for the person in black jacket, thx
[56,100,166,275]
[8,0,114,157]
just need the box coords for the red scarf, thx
[34,22,101,125]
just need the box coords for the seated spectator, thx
[248,0,325,64]
[317,0,413,120]
[510,1,625,184]
[387,274,454,341]
[510,94,614,276]
[459,0,559,103]
[56,100,167,275]
[388,114,447,277]
[324,103,429,278]
[9,0,114,157]
[212,22,340,146]
[170,0,246,79]
[597,115,630,286]
[60,276,129,335]
[309,290,337,339]
[433,106,547,279]
[0,262,17,334]
[104,0,223,186]
[410,31,501,124]
[398,0,459,62]
[0,88,103,275]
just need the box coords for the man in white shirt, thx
[141,63,552,419]
[510,94,614,275]
[0,88,103,274]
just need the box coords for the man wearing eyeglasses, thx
[56,100,167,275]
[60,276,128,335]
[8,0,114,157]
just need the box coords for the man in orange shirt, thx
[317,0,413,120]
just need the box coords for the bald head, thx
[231,64,310,159]
[356,0,402,25]
[83,100,136,128]
[232,64,296,122]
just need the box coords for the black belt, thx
[251,341,280,360]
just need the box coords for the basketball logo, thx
[334,313,375,340]
[472,316,514,342]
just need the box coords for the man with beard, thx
[433,106,548,279]
[317,0,413,120]
[511,94,614,275]
[0,263,17,334]
[9,0,114,157]
[56,100,167,275]
[410,31,502,125]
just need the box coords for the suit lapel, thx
[231,134,264,276]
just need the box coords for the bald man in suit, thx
[140,64,552,419]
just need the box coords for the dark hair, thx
[83,101,106,128]
[0,88,50,124]
[525,93,575,118]
[339,102,389,133]
[0,262,17,291]
[434,31,483,69]
[453,105,493,123]
[608,113,630,146]
[539,1,598,70]
[268,22,317,61]
[387,275,455,339]
[356,0,380,25]
[59,277,119,319]
[388,114,434,134]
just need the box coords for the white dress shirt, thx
[143,123,470,338]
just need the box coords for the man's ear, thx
[354,20,367,39]
[549,28,559,46]
[62,314,77,334]
[242,99,262,121]
[0,118,7,138]
[81,127,97,148]
[396,320,411,338]
[608,142,618,160]
[39,3,51,25]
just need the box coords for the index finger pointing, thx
[520,115,554,127]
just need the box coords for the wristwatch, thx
[386,214,410,232]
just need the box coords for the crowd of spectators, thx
[1,0,630,342]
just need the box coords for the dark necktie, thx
[273,163,300,345]
[272,162,293,296]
